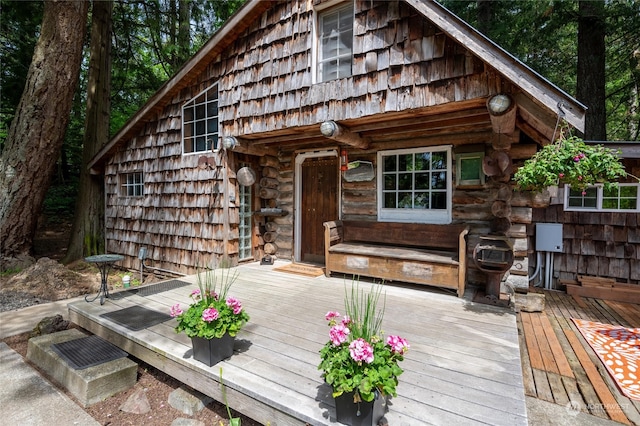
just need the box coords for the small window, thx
[456,152,485,186]
[564,184,639,212]
[182,83,219,154]
[317,3,353,82]
[120,172,144,197]
[377,146,452,223]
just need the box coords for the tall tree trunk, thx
[0,0,88,261]
[476,0,494,36]
[64,0,113,262]
[576,0,606,140]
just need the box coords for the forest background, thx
[0,0,639,269]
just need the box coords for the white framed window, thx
[238,165,253,261]
[377,146,452,223]
[120,172,144,197]
[182,83,219,154]
[316,3,353,83]
[564,183,639,212]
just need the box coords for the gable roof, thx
[89,0,586,172]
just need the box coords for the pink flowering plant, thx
[170,267,249,339]
[514,134,627,194]
[318,282,409,403]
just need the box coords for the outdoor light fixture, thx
[487,94,512,115]
[222,136,238,150]
[320,120,338,137]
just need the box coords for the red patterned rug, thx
[572,318,640,400]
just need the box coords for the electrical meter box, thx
[535,223,563,253]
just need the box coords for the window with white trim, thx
[377,146,452,223]
[238,164,253,261]
[182,83,219,154]
[564,183,639,212]
[317,3,353,83]
[120,172,144,197]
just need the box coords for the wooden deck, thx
[68,261,526,425]
[518,289,640,425]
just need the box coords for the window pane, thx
[207,119,218,134]
[431,192,447,209]
[415,172,429,189]
[398,173,412,190]
[460,157,482,181]
[196,120,205,135]
[384,174,396,190]
[184,122,193,138]
[414,192,429,208]
[183,106,194,122]
[431,171,447,189]
[207,101,218,117]
[414,152,430,171]
[399,154,412,171]
[620,186,638,197]
[195,104,206,120]
[384,192,396,208]
[195,136,206,152]
[384,155,396,172]
[432,152,447,169]
[398,192,413,208]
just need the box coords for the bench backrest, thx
[341,220,467,251]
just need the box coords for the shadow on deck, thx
[68,261,527,426]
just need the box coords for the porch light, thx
[222,136,238,150]
[320,120,338,137]
[487,94,512,115]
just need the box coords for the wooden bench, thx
[323,220,469,297]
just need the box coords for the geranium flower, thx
[325,311,340,321]
[329,324,350,346]
[226,297,243,314]
[202,307,219,322]
[170,303,183,317]
[190,289,201,301]
[386,335,410,355]
[341,315,351,326]
[349,338,374,363]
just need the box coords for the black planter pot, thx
[334,391,386,426]
[191,334,235,366]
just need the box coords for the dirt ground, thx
[0,218,261,426]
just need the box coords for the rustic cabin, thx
[88,0,598,300]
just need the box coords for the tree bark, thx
[64,0,113,262]
[0,0,88,260]
[577,0,607,140]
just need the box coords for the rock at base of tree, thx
[30,314,69,337]
[0,254,36,273]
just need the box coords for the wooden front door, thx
[300,156,338,264]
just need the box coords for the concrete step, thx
[26,328,137,407]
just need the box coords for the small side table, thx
[85,254,124,305]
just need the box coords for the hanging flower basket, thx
[513,135,627,194]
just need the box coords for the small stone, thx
[30,314,69,337]
[168,385,213,416]
[513,292,545,312]
[119,388,151,414]
[171,419,206,426]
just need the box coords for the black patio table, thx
[84,254,124,305]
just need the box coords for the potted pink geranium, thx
[318,282,409,426]
[170,268,249,366]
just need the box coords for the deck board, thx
[68,261,527,425]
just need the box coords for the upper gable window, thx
[182,83,219,155]
[317,3,353,82]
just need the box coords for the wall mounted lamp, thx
[222,136,238,150]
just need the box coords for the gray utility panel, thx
[535,223,563,253]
